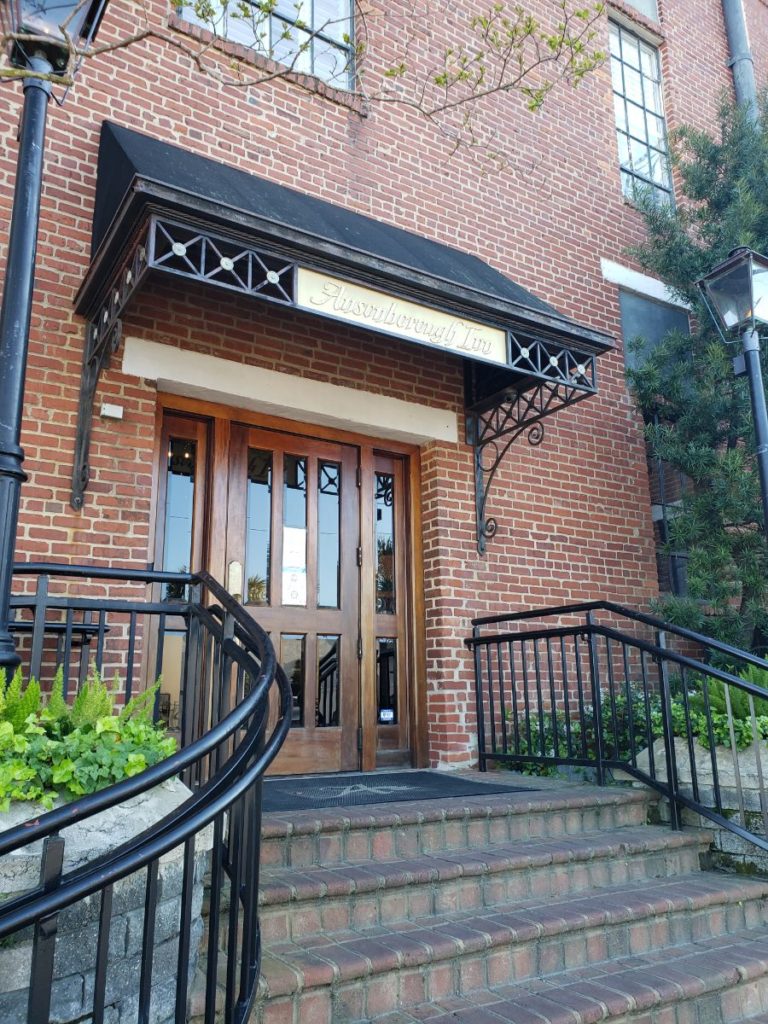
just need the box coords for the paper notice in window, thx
[282,526,307,606]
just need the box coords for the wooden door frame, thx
[152,392,429,771]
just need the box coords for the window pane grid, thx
[610,22,671,203]
[183,0,354,90]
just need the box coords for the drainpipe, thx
[721,0,758,122]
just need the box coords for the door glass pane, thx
[283,455,307,606]
[246,448,272,605]
[163,437,196,599]
[316,635,340,727]
[377,638,397,724]
[282,634,305,726]
[317,461,341,608]
[375,473,395,614]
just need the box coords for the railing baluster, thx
[560,636,573,758]
[701,674,724,815]
[174,838,197,1024]
[532,639,546,757]
[472,632,487,771]
[125,610,137,703]
[545,638,559,760]
[138,860,160,1024]
[507,640,520,756]
[573,633,588,760]
[205,815,226,1024]
[586,612,605,786]
[604,636,620,761]
[520,639,533,760]
[748,694,768,841]
[724,683,747,829]
[225,798,245,1023]
[29,573,48,681]
[639,649,656,780]
[679,664,700,804]
[26,835,64,1024]
[63,606,74,693]
[92,884,113,1024]
[485,642,498,755]
[496,640,508,755]
[656,631,682,830]
[622,642,637,767]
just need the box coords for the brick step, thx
[259,826,711,943]
[253,874,768,1023]
[260,784,654,869]
[366,927,768,1023]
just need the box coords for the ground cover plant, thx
[0,665,176,810]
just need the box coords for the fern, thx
[46,667,69,722]
[3,668,42,732]
[70,664,115,729]
[119,678,161,725]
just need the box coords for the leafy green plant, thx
[0,664,175,811]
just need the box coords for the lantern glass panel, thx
[705,261,753,330]
[751,259,768,325]
[18,0,91,40]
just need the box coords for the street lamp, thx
[0,0,109,667]
[698,246,768,546]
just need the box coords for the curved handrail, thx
[470,598,768,672]
[0,567,281,853]
[0,561,293,986]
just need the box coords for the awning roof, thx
[77,122,613,359]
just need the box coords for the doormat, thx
[262,770,533,813]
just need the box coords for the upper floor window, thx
[183,0,354,90]
[610,21,671,203]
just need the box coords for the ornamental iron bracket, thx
[466,331,598,555]
[70,215,297,509]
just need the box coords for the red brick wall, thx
[0,0,754,767]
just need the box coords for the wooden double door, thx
[156,409,418,774]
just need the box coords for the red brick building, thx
[1,0,765,774]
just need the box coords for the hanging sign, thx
[296,268,508,366]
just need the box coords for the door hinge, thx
[357,726,363,751]
[356,466,362,488]
[356,545,363,567]
[357,634,363,660]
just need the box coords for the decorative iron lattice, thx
[70,216,298,510]
[467,369,597,555]
[71,232,150,510]
[148,218,295,303]
[508,332,596,389]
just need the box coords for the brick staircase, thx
[252,777,768,1024]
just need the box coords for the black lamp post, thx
[698,246,768,546]
[0,0,108,668]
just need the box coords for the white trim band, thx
[122,337,459,445]
[601,258,690,309]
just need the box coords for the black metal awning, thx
[72,122,614,552]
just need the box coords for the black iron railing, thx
[0,562,291,1024]
[468,602,768,851]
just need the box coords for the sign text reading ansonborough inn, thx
[296,268,508,366]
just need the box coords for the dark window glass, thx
[282,634,305,727]
[377,638,397,724]
[619,289,690,370]
[163,437,196,599]
[316,635,340,727]
[246,449,272,605]
[317,462,341,608]
[375,473,395,614]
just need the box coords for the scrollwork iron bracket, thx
[70,233,150,510]
[467,352,598,555]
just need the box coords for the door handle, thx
[228,560,244,602]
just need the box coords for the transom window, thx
[610,21,671,203]
[182,0,354,91]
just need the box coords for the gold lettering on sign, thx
[296,268,508,366]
